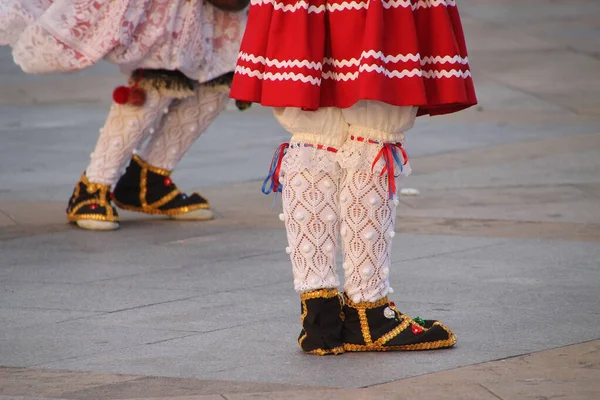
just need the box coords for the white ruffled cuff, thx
[281,142,340,176]
[336,138,411,177]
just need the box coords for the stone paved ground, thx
[1,0,599,398]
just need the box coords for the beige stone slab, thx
[0,201,67,226]
[460,17,561,53]
[435,108,600,124]
[578,183,600,199]
[395,216,600,242]
[484,381,599,400]
[411,132,600,176]
[58,376,319,399]
[521,15,600,55]
[0,224,72,241]
[223,383,499,400]
[474,50,600,115]
[0,368,320,400]
[0,209,17,227]
[0,75,121,106]
[376,341,600,399]
[467,75,567,114]
[0,201,156,238]
[0,368,139,398]
[223,388,387,400]
[398,185,600,224]
[0,397,71,400]
[1,342,599,400]
[399,198,600,225]
[125,397,227,400]
[400,185,586,210]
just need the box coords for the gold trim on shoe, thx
[67,212,119,223]
[358,308,373,345]
[344,295,390,309]
[299,288,340,301]
[66,175,119,223]
[388,322,457,351]
[306,346,345,356]
[343,323,457,352]
[133,154,171,176]
[116,155,211,216]
[342,295,456,352]
[298,288,344,356]
[113,199,211,216]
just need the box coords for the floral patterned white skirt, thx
[0,0,247,82]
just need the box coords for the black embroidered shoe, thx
[112,154,213,220]
[298,288,345,355]
[341,294,456,352]
[66,174,119,231]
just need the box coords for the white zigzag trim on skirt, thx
[248,0,324,13]
[238,52,468,69]
[249,0,456,13]
[323,65,471,81]
[235,66,322,85]
[324,51,469,67]
[235,65,470,83]
[238,53,322,69]
[323,67,419,80]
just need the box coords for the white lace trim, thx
[336,138,412,177]
[281,143,340,177]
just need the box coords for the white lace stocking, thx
[140,87,228,171]
[340,168,396,303]
[85,91,172,186]
[282,146,341,293]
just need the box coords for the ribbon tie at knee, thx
[262,143,289,194]
[372,143,409,199]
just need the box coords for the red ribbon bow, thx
[372,143,409,199]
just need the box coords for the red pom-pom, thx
[113,86,131,104]
[128,87,146,106]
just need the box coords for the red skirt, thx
[230,0,477,116]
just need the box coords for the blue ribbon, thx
[261,143,289,195]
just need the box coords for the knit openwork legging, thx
[275,101,418,303]
[85,85,227,186]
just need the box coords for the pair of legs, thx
[67,75,228,230]
[274,101,455,354]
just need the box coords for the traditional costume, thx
[1,0,249,230]
[230,0,476,353]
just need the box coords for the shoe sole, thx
[114,200,213,220]
[169,209,214,221]
[75,220,120,231]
